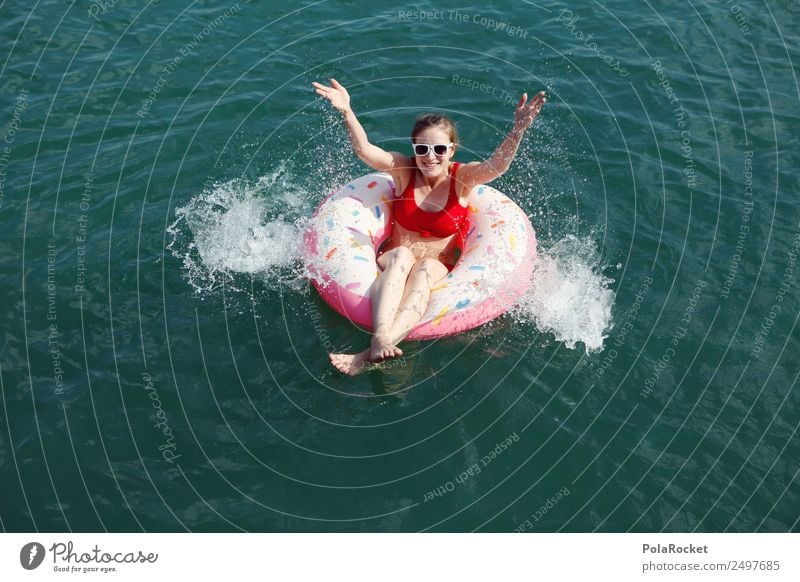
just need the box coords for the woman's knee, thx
[379,246,415,270]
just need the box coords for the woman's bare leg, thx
[369,246,416,361]
[384,258,448,346]
[329,247,415,375]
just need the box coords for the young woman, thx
[312,79,545,375]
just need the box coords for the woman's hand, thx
[513,90,546,133]
[311,78,398,171]
[312,78,351,113]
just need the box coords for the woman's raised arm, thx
[312,79,405,172]
[456,91,546,192]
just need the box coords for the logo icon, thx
[20,542,45,570]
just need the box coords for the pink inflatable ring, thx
[305,172,537,340]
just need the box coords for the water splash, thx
[514,234,615,353]
[166,104,362,297]
[167,164,308,293]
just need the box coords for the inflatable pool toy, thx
[305,172,536,340]
[305,172,537,340]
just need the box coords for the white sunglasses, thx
[412,142,453,156]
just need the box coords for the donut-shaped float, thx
[304,172,536,340]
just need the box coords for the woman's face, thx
[412,127,455,178]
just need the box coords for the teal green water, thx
[1,0,798,532]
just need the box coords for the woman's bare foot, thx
[329,350,373,376]
[369,335,403,363]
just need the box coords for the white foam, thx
[167,165,308,293]
[514,234,615,353]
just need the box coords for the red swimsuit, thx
[392,162,470,266]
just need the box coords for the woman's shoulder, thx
[386,154,415,196]
[452,160,483,198]
[387,152,414,171]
